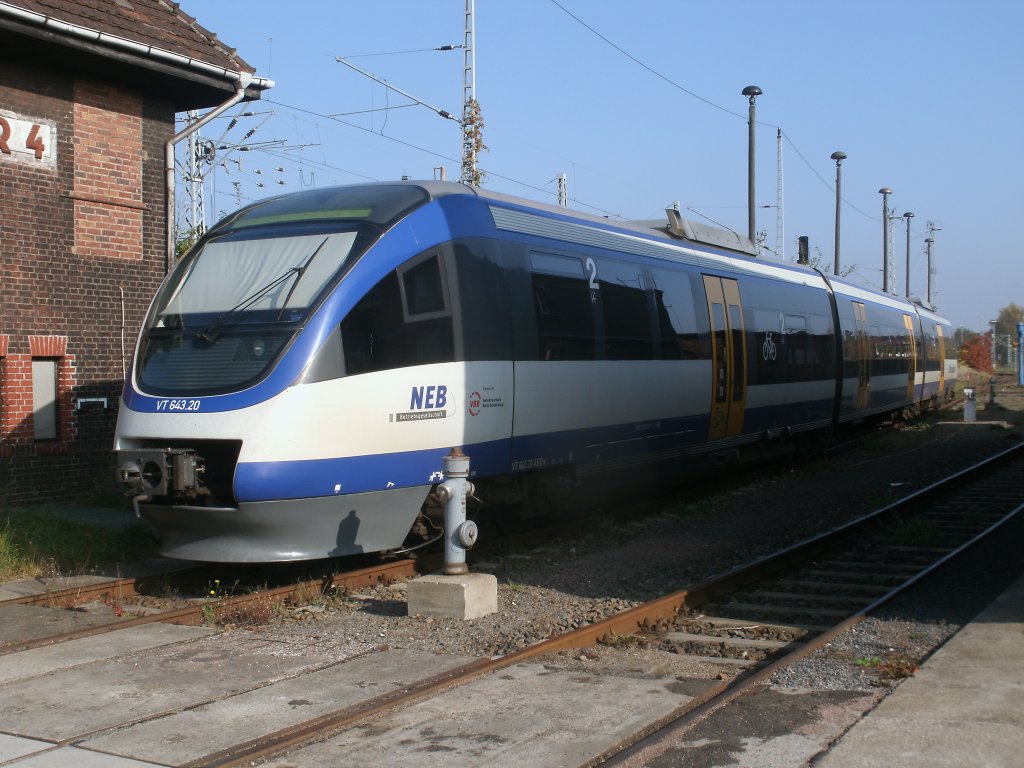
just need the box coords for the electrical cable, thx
[549,0,881,222]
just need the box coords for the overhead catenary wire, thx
[335,56,461,124]
[261,98,623,218]
[548,0,881,223]
[341,44,464,58]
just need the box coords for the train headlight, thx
[251,339,266,357]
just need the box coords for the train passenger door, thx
[903,314,917,402]
[852,302,870,410]
[703,276,747,440]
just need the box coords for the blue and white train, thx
[114,181,956,562]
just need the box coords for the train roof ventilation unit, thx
[636,203,758,257]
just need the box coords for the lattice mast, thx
[460,0,477,185]
[183,110,207,241]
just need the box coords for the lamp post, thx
[925,236,934,306]
[830,151,846,275]
[990,320,997,370]
[903,211,915,298]
[742,85,762,246]
[879,188,892,293]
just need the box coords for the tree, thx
[959,330,992,373]
[955,327,980,347]
[175,227,202,259]
[994,302,1024,338]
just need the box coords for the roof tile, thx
[3,0,254,74]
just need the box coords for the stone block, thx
[407,573,498,620]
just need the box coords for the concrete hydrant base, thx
[407,573,498,620]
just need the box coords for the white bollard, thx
[964,388,976,422]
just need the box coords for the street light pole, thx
[903,211,915,299]
[742,85,762,247]
[990,320,997,370]
[925,236,934,306]
[879,188,892,293]
[831,151,846,275]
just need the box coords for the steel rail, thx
[0,565,202,609]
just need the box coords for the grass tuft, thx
[0,509,159,582]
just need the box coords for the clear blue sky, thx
[179,0,1022,333]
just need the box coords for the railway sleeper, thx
[799,568,909,583]
[662,639,774,662]
[875,544,954,555]
[772,579,893,595]
[748,589,872,608]
[711,602,852,620]
[679,614,828,634]
[814,560,926,575]
[662,631,803,652]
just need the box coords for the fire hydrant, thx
[435,447,477,575]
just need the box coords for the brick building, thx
[0,0,269,505]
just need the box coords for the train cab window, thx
[599,259,652,360]
[399,254,448,318]
[530,251,596,361]
[340,252,454,376]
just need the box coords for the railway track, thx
[592,441,1024,764]
[173,440,1023,767]
[0,559,419,655]
[2,431,1018,766]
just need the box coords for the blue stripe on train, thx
[234,439,511,502]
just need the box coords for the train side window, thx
[530,251,596,361]
[649,269,700,360]
[728,303,745,399]
[784,314,811,380]
[399,253,449,320]
[340,253,454,376]
[599,259,652,360]
[924,324,940,371]
[808,313,834,379]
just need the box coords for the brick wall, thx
[71,80,145,261]
[0,60,173,506]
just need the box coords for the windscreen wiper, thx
[194,267,300,344]
[276,237,330,320]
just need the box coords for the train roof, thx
[208,180,949,325]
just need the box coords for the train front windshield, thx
[134,184,430,397]
[136,229,359,396]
